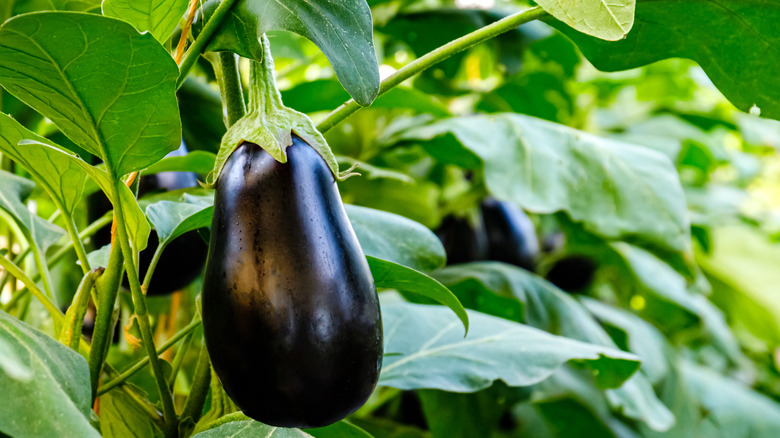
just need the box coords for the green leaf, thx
[697,225,780,346]
[306,421,374,438]
[87,244,112,268]
[368,256,468,334]
[0,170,65,253]
[0,12,181,176]
[346,204,445,272]
[282,80,449,116]
[536,0,634,41]
[682,361,780,437]
[579,297,669,385]
[192,420,311,437]
[144,150,216,176]
[0,336,32,380]
[11,0,101,14]
[0,309,99,438]
[612,242,742,362]
[396,114,689,253]
[0,113,87,216]
[418,386,514,438]
[17,138,151,252]
[98,390,163,438]
[551,0,780,120]
[102,0,189,43]
[198,0,379,106]
[145,194,213,246]
[433,262,675,431]
[378,298,640,393]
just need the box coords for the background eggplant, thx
[88,142,208,295]
[436,199,539,270]
[480,198,539,271]
[201,135,383,428]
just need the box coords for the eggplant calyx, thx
[207,35,341,187]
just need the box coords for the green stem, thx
[62,213,91,274]
[24,229,55,301]
[249,35,284,115]
[97,317,203,396]
[60,267,103,350]
[316,5,547,133]
[176,0,241,90]
[0,253,63,327]
[181,344,212,424]
[214,52,246,126]
[109,180,177,438]
[141,244,165,294]
[89,237,123,401]
[168,330,195,389]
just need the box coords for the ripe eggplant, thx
[87,142,208,295]
[201,135,383,428]
[480,198,539,271]
[436,199,539,270]
[544,255,597,293]
[435,214,489,265]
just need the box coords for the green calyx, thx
[207,35,350,187]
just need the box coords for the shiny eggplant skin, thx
[202,136,383,428]
[480,199,539,271]
[87,143,208,295]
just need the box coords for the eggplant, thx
[435,214,489,265]
[436,199,539,270]
[201,135,383,428]
[87,142,208,295]
[480,199,539,271]
[544,256,597,293]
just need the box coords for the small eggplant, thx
[201,135,382,428]
[480,198,539,271]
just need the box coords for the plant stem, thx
[214,52,246,126]
[141,244,164,293]
[176,0,241,90]
[60,267,103,350]
[316,6,547,133]
[98,317,203,396]
[109,181,177,437]
[0,253,63,326]
[168,328,195,388]
[89,237,123,401]
[25,229,55,301]
[181,344,212,424]
[62,213,91,274]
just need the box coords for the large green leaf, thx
[0,12,180,176]
[0,309,98,438]
[197,0,379,106]
[99,390,163,438]
[683,361,780,437]
[612,242,742,362]
[346,204,445,272]
[552,0,780,120]
[395,114,689,253]
[378,298,640,393]
[145,194,213,246]
[11,0,101,14]
[697,225,780,346]
[368,256,468,333]
[0,170,65,253]
[433,262,675,431]
[0,113,87,216]
[536,0,634,41]
[191,419,370,438]
[579,297,669,385]
[102,0,189,42]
